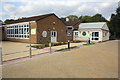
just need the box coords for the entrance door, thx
[51,31,57,42]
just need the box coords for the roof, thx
[0,20,4,26]
[79,22,109,30]
[0,20,3,23]
[64,20,81,26]
[6,13,55,24]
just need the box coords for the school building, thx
[4,13,68,43]
[2,13,110,43]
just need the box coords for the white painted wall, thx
[101,30,109,41]
[73,29,105,42]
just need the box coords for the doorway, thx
[51,31,57,42]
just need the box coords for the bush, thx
[44,43,49,47]
[31,42,68,49]
[72,40,81,43]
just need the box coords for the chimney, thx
[66,18,69,22]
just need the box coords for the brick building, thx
[4,13,68,43]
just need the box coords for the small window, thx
[67,32,72,36]
[67,27,72,30]
[75,32,78,36]
[82,32,86,36]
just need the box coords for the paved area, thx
[2,41,86,61]
[2,40,118,78]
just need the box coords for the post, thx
[68,40,70,49]
[0,48,2,65]
[0,24,3,65]
[49,43,51,54]
[88,38,90,44]
[48,28,52,54]
[29,22,32,58]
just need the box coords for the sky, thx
[0,0,119,21]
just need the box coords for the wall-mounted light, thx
[53,27,55,30]
[53,22,55,25]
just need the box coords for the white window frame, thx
[92,32,99,40]
[74,31,79,36]
[67,32,72,36]
[7,24,29,39]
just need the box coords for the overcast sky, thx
[0,0,119,21]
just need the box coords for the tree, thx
[91,14,107,22]
[66,15,78,21]
[110,7,120,39]
[79,16,92,22]
[61,17,66,21]
[4,19,14,23]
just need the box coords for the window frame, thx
[67,32,72,36]
[7,24,29,39]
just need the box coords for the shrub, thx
[72,40,81,43]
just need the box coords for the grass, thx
[31,42,68,49]
[56,46,78,52]
[83,42,95,45]
[71,40,81,43]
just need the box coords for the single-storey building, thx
[73,22,109,42]
[0,20,6,41]
[4,13,68,43]
[64,20,81,41]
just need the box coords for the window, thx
[67,32,72,36]
[92,32,99,40]
[103,31,107,37]
[82,31,86,36]
[7,24,29,39]
[92,32,99,37]
[67,27,72,30]
[75,32,78,36]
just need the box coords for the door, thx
[51,31,57,42]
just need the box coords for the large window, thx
[92,32,99,40]
[7,24,29,39]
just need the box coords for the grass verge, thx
[55,46,78,52]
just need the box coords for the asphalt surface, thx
[2,40,118,78]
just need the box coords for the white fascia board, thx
[78,28,101,31]
[6,21,36,26]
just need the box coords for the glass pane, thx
[95,32,99,37]
[95,38,99,40]
[24,28,27,34]
[54,32,56,37]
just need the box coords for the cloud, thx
[0,0,119,21]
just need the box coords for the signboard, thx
[31,29,36,34]
[42,31,47,37]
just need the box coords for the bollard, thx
[68,40,70,49]
[88,38,90,44]
[0,48,2,65]
[49,43,52,54]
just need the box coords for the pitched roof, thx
[0,20,3,23]
[6,13,55,24]
[64,20,81,26]
[79,22,109,30]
